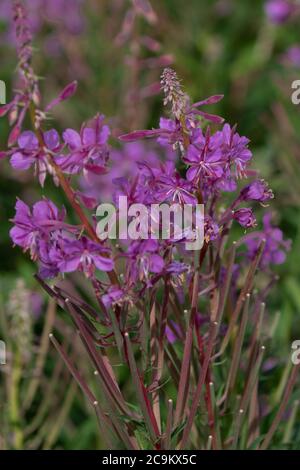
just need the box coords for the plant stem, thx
[9,349,23,449]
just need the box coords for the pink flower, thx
[10,129,61,185]
[185,128,224,182]
[56,114,110,179]
[233,208,257,228]
[49,236,114,277]
[10,198,66,258]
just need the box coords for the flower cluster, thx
[2,111,109,186]
[2,48,289,293]
[118,69,285,272]
[10,198,113,279]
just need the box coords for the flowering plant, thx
[1,1,298,450]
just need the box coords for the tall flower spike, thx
[13,1,33,70]
[13,0,39,104]
[160,68,188,119]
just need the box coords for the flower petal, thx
[44,129,60,150]
[18,131,39,150]
[10,152,34,170]
[63,128,81,150]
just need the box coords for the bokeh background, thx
[1,0,300,449]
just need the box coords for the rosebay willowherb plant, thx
[1,1,299,450]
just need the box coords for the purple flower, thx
[113,175,148,206]
[265,0,292,24]
[233,208,257,228]
[10,199,39,257]
[155,170,197,205]
[204,216,220,242]
[56,114,110,178]
[49,236,114,277]
[102,286,125,309]
[125,240,164,284]
[137,159,174,185]
[165,261,189,275]
[282,44,300,67]
[157,118,182,149]
[240,180,274,203]
[244,213,291,268]
[215,168,237,192]
[10,198,66,258]
[185,128,224,182]
[217,124,252,177]
[10,129,61,185]
[37,237,60,279]
[79,141,172,205]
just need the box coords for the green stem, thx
[9,349,23,449]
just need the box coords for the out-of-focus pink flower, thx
[265,0,293,24]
